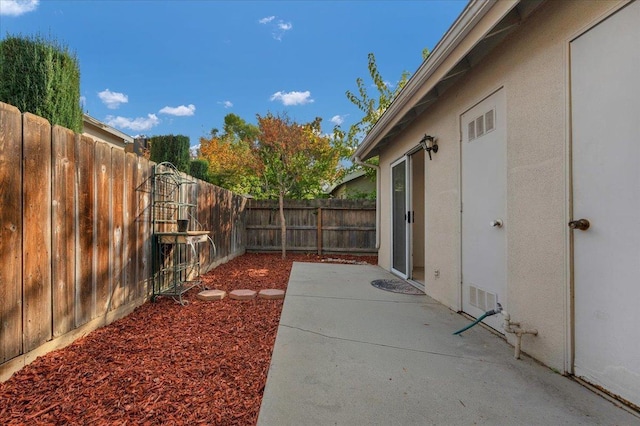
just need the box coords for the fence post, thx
[317,207,322,255]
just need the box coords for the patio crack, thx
[279,324,502,365]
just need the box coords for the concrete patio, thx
[258,262,639,425]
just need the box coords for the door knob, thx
[568,218,590,231]
[490,219,503,228]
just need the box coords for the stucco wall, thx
[333,175,376,199]
[82,121,131,151]
[377,0,627,371]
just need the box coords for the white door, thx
[461,89,506,332]
[571,1,640,407]
[391,156,410,278]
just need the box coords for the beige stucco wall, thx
[333,175,376,199]
[377,0,627,371]
[82,121,131,152]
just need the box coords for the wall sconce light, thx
[420,134,438,160]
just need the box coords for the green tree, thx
[0,34,82,132]
[198,113,262,195]
[222,112,260,143]
[189,158,211,182]
[149,134,191,173]
[255,113,340,258]
[338,50,428,180]
[344,52,411,152]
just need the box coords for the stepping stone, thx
[196,289,226,301]
[258,289,285,300]
[229,289,257,300]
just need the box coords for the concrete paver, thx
[228,289,257,300]
[196,289,226,300]
[258,289,286,300]
[258,262,640,425]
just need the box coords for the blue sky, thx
[0,0,466,148]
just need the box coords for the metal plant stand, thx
[151,162,215,304]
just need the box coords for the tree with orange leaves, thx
[198,114,261,195]
[255,112,341,258]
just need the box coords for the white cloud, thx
[98,89,128,109]
[258,15,293,40]
[273,20,293,40]
[258,15,275,24]
[0,0,39,16]
[159,104,196,116]
[330,115,346,126]
[218,100,233,109]
[270,90,313,106]
[105,114,159,132]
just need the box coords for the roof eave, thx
[83,113,135,144]
[353,0,518,161]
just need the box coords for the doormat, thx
[371,279,425,295]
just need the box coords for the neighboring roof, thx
[326,169,368,194]
[353,0,545,161]
[83,113,134,144]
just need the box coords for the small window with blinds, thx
[468,121,476,141]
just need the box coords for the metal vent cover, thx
[467,108,496,142]
[469,284,498,311]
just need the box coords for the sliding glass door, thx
[391,157,410,278]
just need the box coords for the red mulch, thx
[0,253,377,425]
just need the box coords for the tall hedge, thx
[0,35,82,132]
[149,134,191,174]
[190,158,212,183]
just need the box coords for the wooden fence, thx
[246,199,376,254]
[0,102,246,379]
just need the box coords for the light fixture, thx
[420,134,438,160]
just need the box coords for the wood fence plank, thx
[137,157,152,297]
[94,142,111,318]
[110,148,125,310]
[246,199,377,254]
[196,182,206,270]
[220,190,227,257]
[224,190,231,257]
[52,126,76,337]
[0,103,23,363]
[75,135,95,326]
[246,225,316,230]
[205,183,212,268]
[212,187,220,257]
[22,113,52,352]
[317,208,322,254]
[232,195,245,255]
[124,153,138,303]
[218,188,224,255]
[135,158,145,300]
[207,185,215,267]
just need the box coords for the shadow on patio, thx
[258,262,638,425]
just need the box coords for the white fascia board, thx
[83,113,134,144]
[354,0,519,160]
